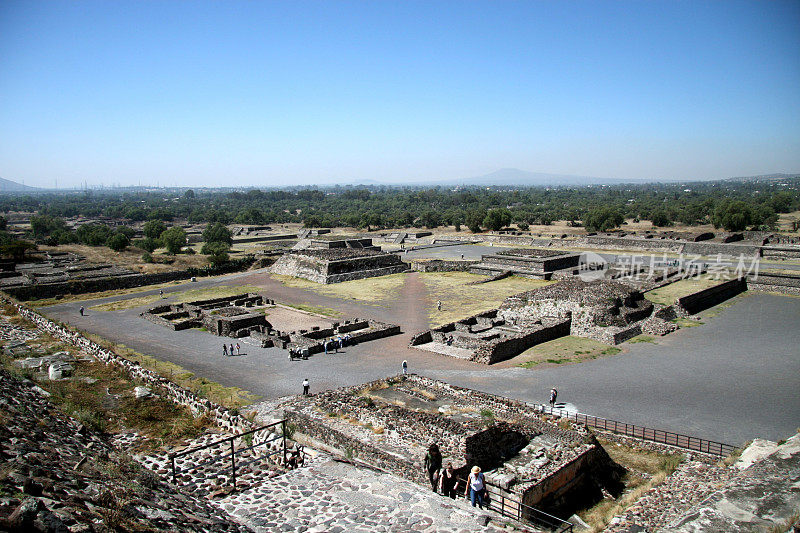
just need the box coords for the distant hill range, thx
[455,168,628,186]
[0,177,37,192]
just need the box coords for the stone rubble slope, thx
[605,434,800,532]
[0,368,251,532]
[669,433,800,532]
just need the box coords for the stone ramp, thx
[216,458,527,532]
[412,341,475,360]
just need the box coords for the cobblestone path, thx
[217,459,515,533]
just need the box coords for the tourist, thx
[439,462,457,498]
[79,306,84,316]
[402,360,408,375]
[230,344,234,357]
[324,340,329,354]
[159,289,164,298]
[223,344,228,356]
[437,300,442,311]
[465,466,485,509]
[446,335,453,346]
[424,443,442,492]
[302,378,310,395]
[549,387,558,409]
[236,343,240,355]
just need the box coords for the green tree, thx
[184,189,196,199]
[465,209,486,233]
[711,200,753,231]
[134,237,160,253]
[202,222,232,245]
[201,241,230,265]
[0,240,37,261]
[650,210,673,227]
[483,208,512,231]
[584,207,624,232]
[143,220,167,239]
[160,226,187,254]
[106,232,130,252]
[76,223,112,246]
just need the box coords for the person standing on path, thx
[424,443,442,492]
[549,387,558,408]
[437,300,442,311]
[236,343,240,355]
[230,343,234,357]
[439,463,457,498]
[223,344,228,356]
[402,360,408,375]
[159,289,164,298]
[302,378,310,395]
[465,466,485,509]
[79,306,84,316]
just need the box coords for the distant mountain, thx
[0,177,37,192]
[456,168,625,187]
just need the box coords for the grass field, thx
[271,272,407,305]
[644,275,729,306]
[515,336,621,368]
[90,284,264,312]
[419,272,551,326]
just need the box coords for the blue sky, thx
[1,0,798,188]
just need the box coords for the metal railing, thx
[537,405,737,456]
[169,420,290,491]
[458,477,573,533]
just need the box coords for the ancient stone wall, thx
[409,259,479,272]
[3,259,254,301]
[675,278,747,315]
[746,272,800,295]
[473,319,571,364]
[285,410,425,483]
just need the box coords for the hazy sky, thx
[1,1,799,188]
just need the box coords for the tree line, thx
[0,178,797,237]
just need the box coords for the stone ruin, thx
[285,374,623,517]
[140,293,401,354]
[141,293,272,338]
[280,318,401,357]
[0,250,135,289]
[469,248,582,280]
[411,278,672,363]
[271,244,410,284]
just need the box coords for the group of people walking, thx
[222,343,241,356]
[424,443,488,509]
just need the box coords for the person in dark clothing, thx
[438,462,458,498]
[424,443,442,492]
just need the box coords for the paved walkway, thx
[217,459,510,533]
[39,269,800,446]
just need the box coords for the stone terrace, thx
[283,375,618,514]
[271,246,409,284]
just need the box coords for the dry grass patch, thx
[42,244,209,273]
[578,437,685,531]
[419,272,552,327]
[644,274,732,306]
[271,272,407,305]
[89,284,264,312]
[515,336,620,368]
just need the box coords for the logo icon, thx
[577,251,608,281]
